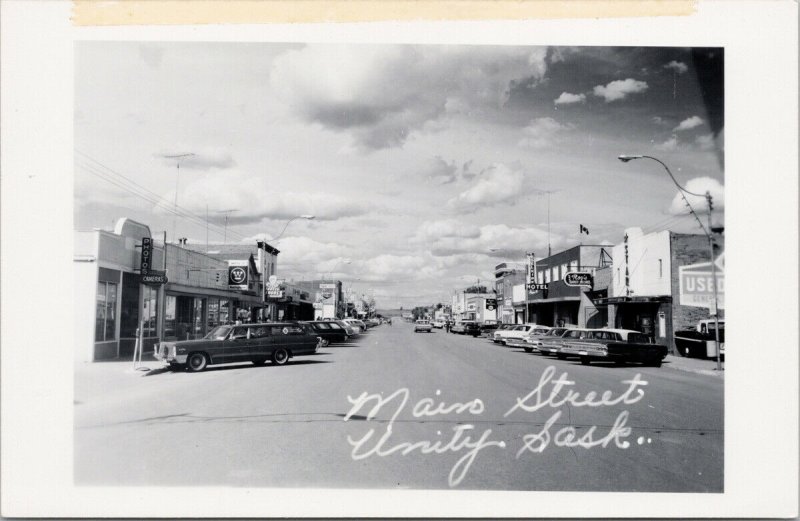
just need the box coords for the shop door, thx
[118,272,141,358]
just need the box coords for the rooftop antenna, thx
[161,152,195,242]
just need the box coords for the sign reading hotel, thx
[228,260,249,290]
[679,253,725,310]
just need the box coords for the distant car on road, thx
[155,323,322,372]
[432,319,445,329]
[414,319,433,333]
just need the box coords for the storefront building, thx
[593,227,725,354]
[526,245,612,328]
[494,263,525,324]
[74,218,267,362]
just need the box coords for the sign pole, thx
[707,192,722,371]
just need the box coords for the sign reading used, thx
[140,237,153,274]
[679,253,725,310]
[564,271,593,287]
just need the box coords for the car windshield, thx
[205,325,232,340]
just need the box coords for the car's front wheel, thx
[320,338,330,347]
[272,348,289,365]
[186,353,208,372]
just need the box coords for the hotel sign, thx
[679,253,725,310]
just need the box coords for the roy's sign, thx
[678,253,725,310]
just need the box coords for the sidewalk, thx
[661,354,725,377]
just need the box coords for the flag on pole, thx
[579,224,590,235]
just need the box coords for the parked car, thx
[365,318,381,328]
[414,319,433,333]
[561,328,668,367]
[432,319,445,329]
[304,320,349,346]
[505,326,553,350]
[479,321,500,337]
[334,320,358,337]
[674,319,725,358]
[539,328,591,356]
[343,318,366,333]
[451,321,481,336]
[155,322,322,372]
[516,327,569,353]
[494,324,544,345]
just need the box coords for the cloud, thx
[696,133,716,151]
[554,92,586,105]
[157,148,236,171]
[178,170,370,223]
[447,163,525,211]
[420,156,459,185]
[518,117,573,149]
[592,78,648,102]
[427,223,556,258]
[412,219,482,244]
[673,115,704,132]
[667,177,724,216]
[664,60,689,74]
[270,44,549,151]
[654,134,679,151]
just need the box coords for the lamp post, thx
[161,152,195,242]
[618,154,722,371]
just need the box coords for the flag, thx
[579,224,590,235]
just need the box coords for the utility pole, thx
[706,191,722,371]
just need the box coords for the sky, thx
[74,44,724,309]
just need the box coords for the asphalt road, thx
[75,321,723,491]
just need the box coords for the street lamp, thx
[618,154,722,371]
[272,214,315,243]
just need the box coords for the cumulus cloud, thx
[696,133,716,151]
[592,78,648,102]
[673,115,704,132]
[667,177,724,216]
[270,44,549,151]
[664,60,689,74]
[554,92,586,105]
[654,134,679,151]
[447,163,526,211]
[157,148,236,171]
[177,170,370,223]
[420,156,459,185]
[518,117,573,149]
[427,223,555,258]
[412,219,481,244]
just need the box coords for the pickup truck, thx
[560,328,668,367]
[674,319,725,358]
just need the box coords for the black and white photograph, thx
[1,1,798,518]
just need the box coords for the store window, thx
[95,281,117,342]
[193,298,205,336]
[220,299,231,324]
[142,285,158,337]
[208,298,220,328]
[164,295,176,338]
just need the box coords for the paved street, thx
[75,321,723,491]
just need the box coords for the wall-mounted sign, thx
[467,303,476,311]
[564,271,593,287]
[678,253,725,311]
[140,270,167,285]
[485,298,497,311]
[228,260,249,290]
[504,298,512,307]
[266,275,284,298]
[140,237,153,274]
[527,283,548,291]
[319,283,336,289]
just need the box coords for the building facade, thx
[494,263,525,324]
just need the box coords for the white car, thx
[414,320,433,333]
[432,319,445,329]
[343,319,366,333]
[505,326,553,349]
[494,324,546,345]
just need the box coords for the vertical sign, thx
[526,252,537,285]
[140,237,152,274]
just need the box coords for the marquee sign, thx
[485,298,497,311]
[266,275,284,298]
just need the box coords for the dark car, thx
[304,320,350,346]
[451,321,481,337]
[560,329,668,367]
[155,322,322,372]
[479,321,500,337]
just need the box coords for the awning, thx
[166,283,264,305]
[592,296,672,305]
[526,296,581,304]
